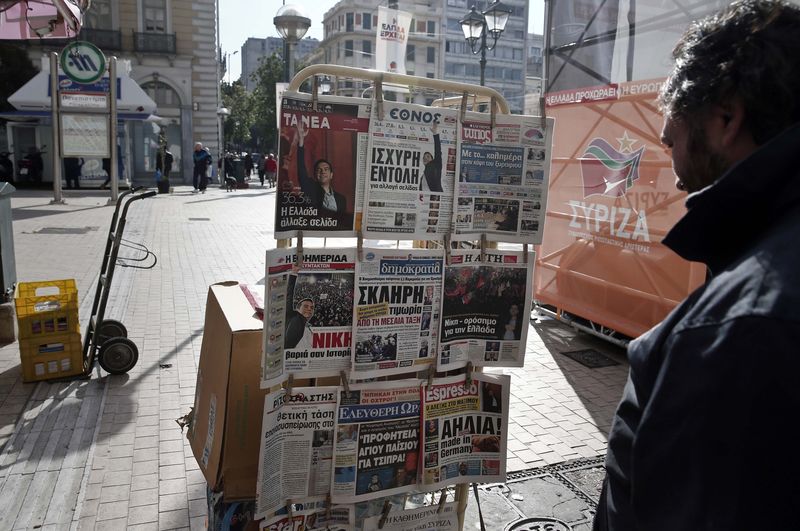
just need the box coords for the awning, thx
[0,110,156,122]
[8,68,158,115]
[0,1,85,40]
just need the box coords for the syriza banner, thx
[375,6,412,74]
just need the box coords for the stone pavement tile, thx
[159,451,184,466]
[100,484,130,503]
[190,515,206,530]
[133,459,159,477]
[97,500,129,521]
[96,517,129,530]
[185,469,205,486]
[158,508,190,530]
[129,523,159,531]
[102,469,132,487]
[128,504,159,525]
[135,436,160,450]
[135,447,159,462]
[105,457,134,472]
[130,487,159,507]
[76,515,96,530]
[187,482,205,501]
[188,498,206,518]
[160,492,189,512]
[159,478,187,496]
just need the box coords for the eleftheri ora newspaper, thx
[420,373,510,489]
[262,248,355,388]
[352,248,445,379]
[332,380,422,503]
[362,102,458,239]
[256,387,338,519]
[454,114,554,244]
[275,93,370,238]
[438,249,534,370]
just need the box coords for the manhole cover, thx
[188,217,211,221]
[35,226,98,234]
[560,348,619,368]
[505,517,572,531]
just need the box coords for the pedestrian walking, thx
[243,152,253,180]
[594,2,800,530]
[63,157,83,189]
[192,142,212,193]
[265,153,277,187]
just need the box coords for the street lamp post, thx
[217,107,230,182]
[273,4,311,83]
[226,50,238,84]
[459,0,512,86]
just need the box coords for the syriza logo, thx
[579,131,645,198]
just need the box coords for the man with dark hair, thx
[595,2,800,530]
[421,121,443,192]
[284,297,314,350]
[295,121,347,213]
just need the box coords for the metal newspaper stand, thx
[275,65,516,530]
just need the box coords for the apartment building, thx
[240,37,320,92]
[312,0,528,111]
[524,32,544,115]
[17,0,219,184]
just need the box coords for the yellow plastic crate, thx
[14,279,80,340]
[19,332,87,383]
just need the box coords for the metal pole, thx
[479,31,487,87]
[219,114,226,183]
[50,52,64,204]
[283,40,291,82]
[109,57,119,204]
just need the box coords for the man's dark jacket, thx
[423,133,443,192]
[297,146,347,213]
[284,310,307,349]
[595,123,800,530]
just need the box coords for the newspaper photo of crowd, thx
[355,333,398,362]
[442,265,527,337]
[471,198,520,232]
[291,273,355,327]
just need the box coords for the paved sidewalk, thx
[0,185,628,530]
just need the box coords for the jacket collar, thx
[663,122,800,273]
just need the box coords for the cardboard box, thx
[188,281,268,501]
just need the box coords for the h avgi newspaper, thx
[353,248,445,379]
[362,502,459,531]
[420,373,510,489]
[454,114,555,244]
[363,102,459,239]
[438,249,534,370]
[275,92,370,238]
[262,248,355,388]
[332,380,422,504]
[256,387,338,520]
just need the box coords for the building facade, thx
[524,32,544,115]
[240,36,320,92]
[314,0,529,111]
[18,0,220,184]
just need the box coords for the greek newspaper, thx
[256,387,338,519]
[332,380,422,503]
[262,248,355,388]
[363,102,458,239]
[353,249,445,379]
[454,114,554,244]
[438,249,533,370]
[275,93,370,238]
[362,502,459,531]
[259,500,354,531]
[420,373,510,489]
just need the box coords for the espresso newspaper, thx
[454,114,554,244]
[420,373,510,489]
[332,380,422,503]
[256,387,338,519]
[275,93,370,238]
[353,248,445,379]
[363,102,458,239]
[438,249,534,370]
[362,502,459,531]
[262,248,355,388]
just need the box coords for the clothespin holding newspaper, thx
[460,92,469,123]
[426,364,436,388]
[325,494,332,525]
[375,78,385,121]
[286,499,293,521]
[490,96,497,130]
[285,374,294,397]
[437,488,448,513]
[464,361,474,388]
[296,232,304,269]
[357,229,364,262]
[479,233,487,263]
[539,94,547,130]
[378,500,392,529]
[339,370,351,399]
[444,234,452,266]
[523,243,529,264]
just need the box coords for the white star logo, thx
[617,131,637,153]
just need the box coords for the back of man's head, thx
[659,0,800,144]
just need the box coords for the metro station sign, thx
[60,41,106,84]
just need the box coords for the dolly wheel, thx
[98,337,139,375]
[98,319,128,346]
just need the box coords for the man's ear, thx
[711,98,757,160]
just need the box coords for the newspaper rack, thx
[277,65,517,531]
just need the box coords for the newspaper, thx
[438,249,533,370]
[420,373,510,489]
[353,248,445,379]
[332,380,422,503]
[362,502,459,531]
[454,114,555,244]
[262,247,356,388]
[256,387,338,519]
[275,92,371,238]
[260,500,354,531]
[362,102,459,239]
